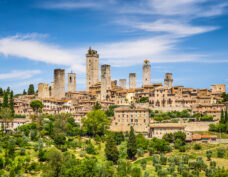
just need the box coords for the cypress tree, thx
[0,88,3,96]
[9,91,14,117]
[105,135,119,163]
[2,92,8,108]
[225,109,228,123]
[23,89,27,95]
[127,126,137,160]
[220,109,224,124]
[6,87,10,93]
[28,84,35,95]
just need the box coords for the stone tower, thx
[119,79,126,89]
[38,83,49,98]
[101,64,111,100]
[129,73,136,89]
[143,59,151,86]
[53,69,65,99]
[164,73,173,89]
[86,47,99,91]
[68,72,76,92]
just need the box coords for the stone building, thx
[53,69,65,99]
[38,83,49,98]
[164,73,173,89]
[68,72,76,92]
[119,79,127,89]
[129,73,136,89]
[143,59,151,86]
[86,47,99,91]
[110,106,150,135]
[101,64,111,100]
[210,84,226,94]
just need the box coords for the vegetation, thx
[209,109,228,133]
[28,84,35,95]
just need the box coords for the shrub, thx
[137,147,144,157]
[217,148,226,158]
[85,141,96,155]
[206,150,212,161]
[20,148,26,156]
[193,143,202,150]
[140,159,147,170]
[148,147,154,156]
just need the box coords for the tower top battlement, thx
[86,46,99,57]
[144,59,150,65]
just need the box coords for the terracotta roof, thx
[192,134,201,140]
[201,135,211,139]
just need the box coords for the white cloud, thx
[0,34,86,73]
[0,70,41,80]
[120,19,218,36]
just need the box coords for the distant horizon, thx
[0,0,228,93]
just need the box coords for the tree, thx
[105,135,119,163]
[0,107,13,134]
[92,101,102,110]
[28,84,35,95]
[149,138,170,153]
[206,150,212,161]
[43,147,63,177]
[2,92,9,108]
[82,110,110,136]
[127,126,137,160]
[9,91,14,117]
[220,109,224,124]
[0,88,3,96]
[193,143,202,150]
[173,131,186,142]
[23,89,27,95]
[217,148,225,158]
[30,100,44,114]
[162,133,174,143]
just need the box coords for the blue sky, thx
[0,0,228,93]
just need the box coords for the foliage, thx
[138,97,149,103]
[82,110,110,136]
[162,133,174,143]
[105,135,119,163]
[127,126,137,160]
[200,115,213,121]
[193,143,202,150]
[92,102,102,110]
[217,148,226,158]
[30,100,44,113]
[28,84,35,95]
[150,138,170,153]
[206,150,213,161]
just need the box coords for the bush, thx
[193,143,202,150]
[85,141,96,155]
[200,115,213,121]
[217,148,226,158]
[148,147,154,156]
[140,159,147,170]
[20,148,26,156]
[206,150,212,161]
[179,146,186,152]
[137,147,144,157]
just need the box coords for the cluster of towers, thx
[38,69,76,99]
[38,47,174,100]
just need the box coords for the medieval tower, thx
[86,47,99,91]
[53,69,65,99]
[119,79,127,89]
[68,72,76,92]
[143,59,151,86]
[101,65,111,100]
[129,73,136,89]
[164,73,173,89]
[38,83,49,98]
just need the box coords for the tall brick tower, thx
[101,64,111,100]
[86,47,99,91]
[129,73,136,89]
[53,69,65,99]
[143,59,151,86]
[68,72,76,92]
[164,73,173,89]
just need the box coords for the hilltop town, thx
[8,47,227,141]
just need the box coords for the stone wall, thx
[143,61,151,86]
[164,73,173,89]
